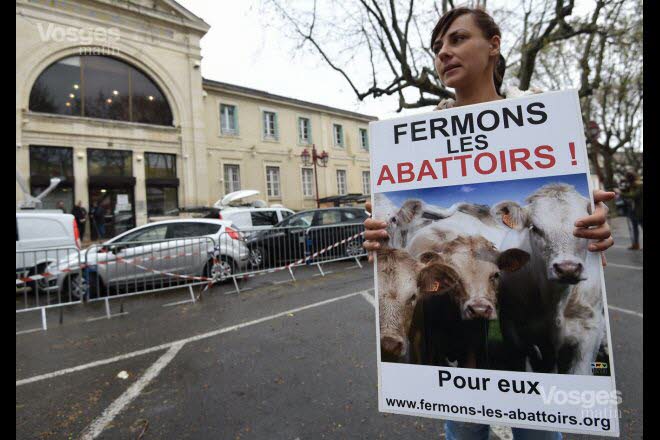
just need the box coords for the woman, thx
[363,7,615,440]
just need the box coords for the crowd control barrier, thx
[16,246,84,330]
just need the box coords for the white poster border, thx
[367,89,620,437]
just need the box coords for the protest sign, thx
[369,89,619,436]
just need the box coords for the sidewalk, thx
[609,215,644,248]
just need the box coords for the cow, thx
[375,195,505,249]
[410,236,529,368]
[407,234,530,321]
[377,248,456,363]
[491,183,606,375]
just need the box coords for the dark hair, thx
[430,7,506,95]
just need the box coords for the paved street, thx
[16,217,642,440]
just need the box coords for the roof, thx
[318,194,368,204]
[202,78,378,122]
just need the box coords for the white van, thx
[16,211,80,276]
[213,190,294,235]
[219,207,294,233]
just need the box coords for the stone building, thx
[16,0,375,236]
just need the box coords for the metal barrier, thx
[84,236,223,317]
[304,223,367,265]
[219,223,367,292]
[15,225,367,330]
[16,246,83,331]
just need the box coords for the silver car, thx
[47,219,249,299]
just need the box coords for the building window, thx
[87,149,132,177]
[336,170,347,195]
[146,186,178,216]
[145,153,178,216]
[224,164,241,194]
[266,166,281,198]
[220,104,238,135]
[360,128,369,151]
[29,145,75,211]
[298,117,311,144]
[333,124,344,148]
[145,153,176,178]
[302,168,314,198]
[29,55,173,126]
[362,171,371,195]
[263,111,278,140]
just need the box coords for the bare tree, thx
[576,0,642,189]
[264,0,615,111]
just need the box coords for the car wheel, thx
[204,257,234,283]
[345,239,364,258]
[249,247,266,268]
[65,273,88,300]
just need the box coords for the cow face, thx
[377,248,450,359]
[425,238,529,320]
[492,184,591,284]
[386,199,423,249]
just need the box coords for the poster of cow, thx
[369,90,619,436]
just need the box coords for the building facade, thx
[16,0,375,237]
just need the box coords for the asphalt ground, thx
[16,217,643,440]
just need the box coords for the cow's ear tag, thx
[502,213,515,229]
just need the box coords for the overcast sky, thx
[177,1,596,121]
[178,0,431,120]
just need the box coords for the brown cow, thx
[377,248,456,363]
[410,236,528,369]
[408,234,530,321]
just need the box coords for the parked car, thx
[246,207,368,267]
[149,191,294,236]
[210,190,294,235]
[46,219,249,299]
[16,211,80,290]
[217,207,294,235]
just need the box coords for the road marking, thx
[162,299,195,307]
[16,289,373,387]
[606,263,643,270]
[608,305,643,318]
[273,280,291,285]
[85,312,129,322]
[360,291,375,308]
[15,328,43,336]
[79,342,184,440]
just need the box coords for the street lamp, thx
[300,144,329,208]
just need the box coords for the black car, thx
[246,207,368,267]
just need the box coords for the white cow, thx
[374,194,505,249]
[491,183,605,375]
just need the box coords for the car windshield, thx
[282,212,314,228]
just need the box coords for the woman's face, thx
[433,14,498,91]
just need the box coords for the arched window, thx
[29,55,173,126]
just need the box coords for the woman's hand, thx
[363,201,389,262]
[573,189,616,265]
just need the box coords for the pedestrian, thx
[617,171,643,250]
[56,200,65,212]
[94,202,107,239]
[71,200,87,241]
[363,6,616,440]
[89,202,98,240]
